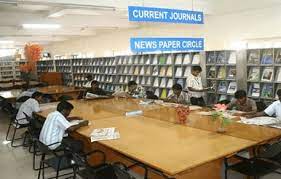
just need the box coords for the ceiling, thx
[1,0,281,49]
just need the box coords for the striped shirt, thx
[16,98,40,124]
[39,111,72,150]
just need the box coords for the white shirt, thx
[264,100,281,117]
[16,91,35,100]
[187,74,204,98]
[39,111,72,150]
[83,80,93,88]
[16,98,40,124]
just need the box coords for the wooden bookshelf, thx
[0,61,22,81]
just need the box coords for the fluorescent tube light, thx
[0,40,14,44]
[22,24,61,29]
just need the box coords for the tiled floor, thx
[0,110,280,179]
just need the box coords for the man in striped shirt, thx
[39,101,88,150]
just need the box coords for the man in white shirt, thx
[83,74,93,88]
[39,101,88,150]
[166,83,189,105]
[16,92,43,125]
[187,66,211,106]
[246,89,281,118]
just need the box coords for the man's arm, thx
[244,111,267,118]
[66,120,89,132]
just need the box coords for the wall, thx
[44,6,281,57]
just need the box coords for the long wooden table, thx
[36,99,281,179]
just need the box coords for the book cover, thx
[134,66,140,75]
[153,77,159,87]
[160,78,167,87]
[175,67,183,77]
[261,49,273,64]
[227,82,237,94]
[248,50,260,64]
[218,81,227,93]
[146,57,151,64]
[140,56,145,64]
[147,77,152,85]
[140,66,145,75]
[261,67,274,82]
[153,55,158,64]
[159,56,166,65]
[217,67,226,79]
[248,67,260,81]
[207,66,216,78]
[128,57,133,64]
[228,52,237,64]
[119,76,124,83]
[159,67,166,76]
[183,54,191,64]
[192,54,200,64]
[167,55,172,64]
[175,54,183,64]
[227,67,236,79]
[141,77,146,85]
[146,66,152,75]
[207,52,216,64]
[152,66,159,76]
[275,49,281,64]
[250,83,260,97]
[276,68,281,82]
[166,66,173,77]
[207,80,216,92]
[129,66,134,74]
[136,76,140,83]
[216,52,227,64]
[261,84,273,98]
[167,79,173,88]
[124,76,129,83]
[124,66,129,74]
[184,67,191,77]
[160,89,167,99]
[154,88,160,97]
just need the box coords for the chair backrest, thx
[258,141,281,159]
[16,96,30,103]
[35,139,56,155]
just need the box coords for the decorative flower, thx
[21,43,43,72]
[214,103,228,111]
[175,105,190,124]
[211,104,232,132]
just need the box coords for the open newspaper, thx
[90,127,120,142]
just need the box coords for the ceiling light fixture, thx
[22,24,61,29]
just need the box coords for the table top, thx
[0,89,22,99]
[37,85,81,94]
[77,116,256,175]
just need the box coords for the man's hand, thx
[68,116,83,121]
[80,120,89,126]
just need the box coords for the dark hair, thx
[192,66,202,72]
[57,101,74,112]
[31,92,42,99]
[91,80,99,86]
[146,91,158,100]
[86,74,93,80]
[234,90,247,99]
[128,81,137,87]
[172,83,183,91]
[277,89,281,97]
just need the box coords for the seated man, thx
[16,92,43,125]
[165,84,189,105]
[245,89,281,118]
[113,81,145,98]
[39,101,88,150]
[85,80,108,97]
[83,74,93,89]
[227,90,257,112]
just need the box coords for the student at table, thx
[165,84,189,105]
[113,81,145,98]
[227,90,257,112]
[39,101,88,151]
[16,92,43,125]
[83,74,93,88]
[187,66,211,106]
[245,89,281,118]
[85,80,108,97]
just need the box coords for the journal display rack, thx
[205,50,238,104]
[247,48,281,104]
[37,60,55,73]
[0,61,21,81]
[36,52,201,99]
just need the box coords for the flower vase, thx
[216,118,226,133]
[175,106,190,124]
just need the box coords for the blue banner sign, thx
[130,38,204,52]
[128,6,203,24]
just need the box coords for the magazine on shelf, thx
[159,67,166,76]
[160,89,167,99]
[207,80,216,92]
[217,67,226,79]
[228,52,237,64]
[154,88,160,97]
[177,78,184,87]
[184,67,191,77]
[227,82,237,94]
[276,68,281,82]
[208,67,216,78]
[218,81,227,93]
[261,84,273,98]
[275,49,281,64]
[152,66,159,76]
[160,78,167,87]
[152,55,158,64]
[248,50,260,64]
[167,55,172,64]
[166,67,173,77]
[146,77,152,85]
[175,54,183,64]
[192,54,200,64]
[153,77,159,87]
[261,67,274,82]
[140,66,145,75]
[167,79,173,88]
[261,49,273,64]
[183,54,191,64]
[140,56,145,64]
[207,53,216,64]
[168,89,173,97]
[216,52,227,64]
[134,66,140,75]
[175,67,183,77]
[249,83,260,97]
[141,77,146,85]
[227,67,236,79]
[146,66,151,75]
[159,56,166,65]
[248,67,260,81]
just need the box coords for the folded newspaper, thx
[239,117,281,126]
[90,127,120,142]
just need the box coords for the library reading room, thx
[1,1,281,179]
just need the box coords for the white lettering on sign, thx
[182,40,203,48]
[169,12,202,22]
[132,10,168,19]
[158,40,181,49]
[134,41,157,49]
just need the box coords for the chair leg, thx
[5,121,12,141]
[225,169,228,179]
[55,158,62,179]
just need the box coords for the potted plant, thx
[211,104,232,133]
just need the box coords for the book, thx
[227,67,236,79]
[136,76,140,83]
[140,66,145,75]
[160,78,167,87]
[152,55,158,64]
[159,67,166,76]
[128,57,133,64]
[124,76,129,83]
[227,82,237,94]
[175,54,183,64]
[141,77,146,85]
[140,56,145,64]
[192,54,200,64]
[275,49,281,64]
[175,67,183,77]
[183,54,191,64]
[249,83,260,97]
[134,66,140,75]
[166,67,173,77]
[261,67,274,82]
[160,89,167,99]
[216,52,227,64]
[207,52,216,64]
[167,55,172,64]
[145,57,150,64]
[261,49,273,64]
[124,66,129,74]
[119,76,124,83]
[146,66,151,75]
[228,52,237,64]
[167,79,173,88]
[207,67,216,78]
[261,84,273,98]
[153,77,159,87]
[129,66,134,74]
[207,80,216,92]
[152,66,159,76]
[159,56,166,65]
[217,67,226,79]
[276,68,281,82]
[248,50,260,64]
[184,67,191,77]
[147,77,152,85]
[248,67,260,81]
[218,81,227,93]
[154,88,160,97]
